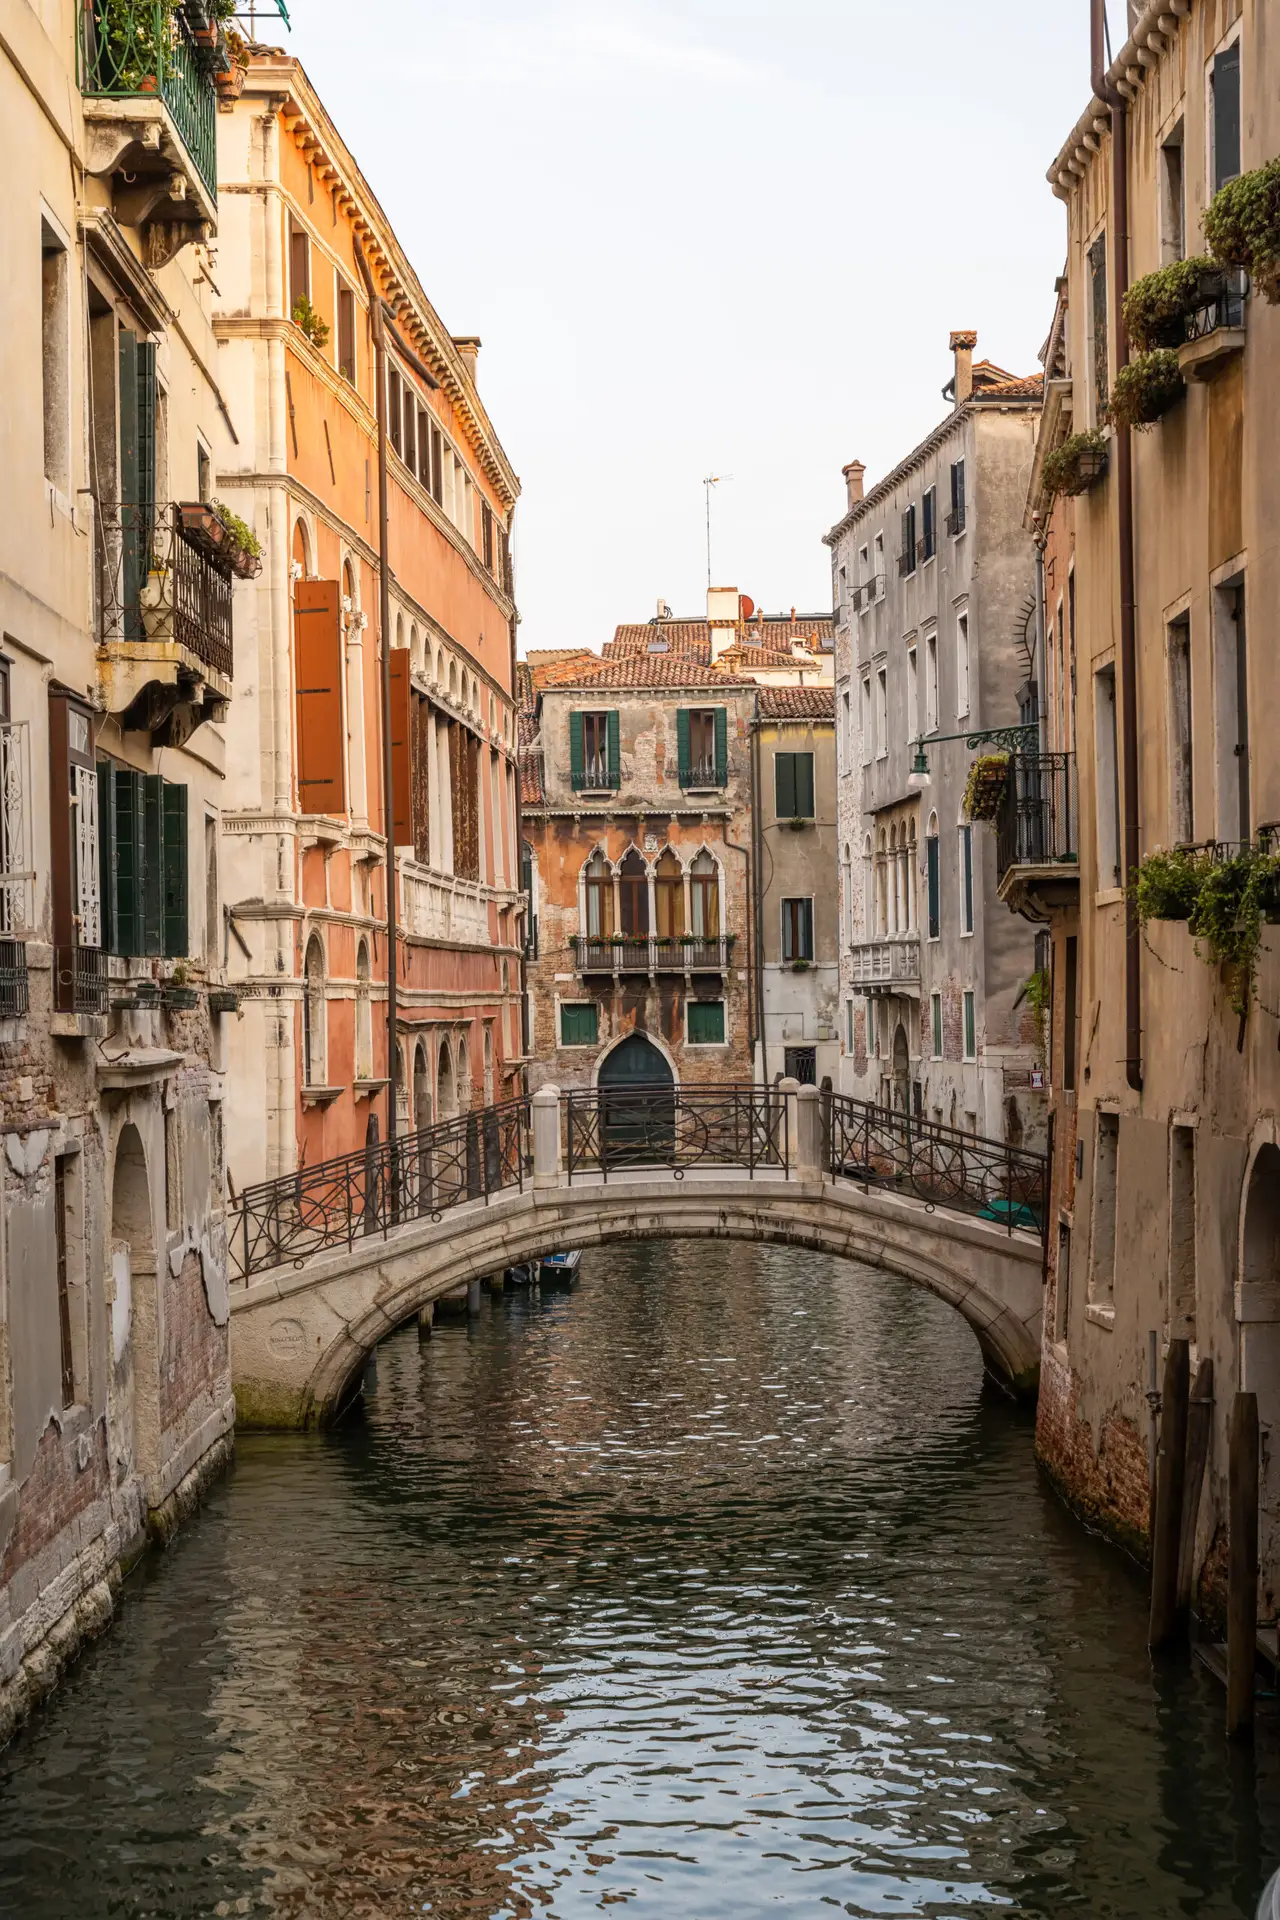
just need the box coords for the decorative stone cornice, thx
[1047,0,1192,200]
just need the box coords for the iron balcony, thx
[94,502,236,737]
[572,934,735,975]
[996,752,1079,919]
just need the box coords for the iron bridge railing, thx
[565,1083,787,1181]
[230,1096,530,1284]
[824,1093,1046,1239]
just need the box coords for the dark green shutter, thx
[118,331,142,640]
[162,782,188,958]
[677,709,691,786]
[136,342,156,529]
[114,769,146,956]
[143,774,164,955]
[796,753,814,818]
[800,899,813,960]
[927,834,941,939]
[569,711,584,786]
[775,753,795,820]
[606,710,620,788]
[713,708,727,786]
[97,759,118,956]
[1214,45,1241,189]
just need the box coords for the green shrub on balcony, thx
[1204,156,1280,302]
[1041,429,1108,497]
[1106,350,1184,431]
[1132,844,1280,1016]
[291,296,330,351]
[1131,846,1206,924]
[95,0,180,91]
[1123,256,1225,351]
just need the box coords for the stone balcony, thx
[850,936,922,996]
[572,934,735,977]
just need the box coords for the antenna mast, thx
[703,474,732,589]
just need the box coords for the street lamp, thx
[906,743,932,791]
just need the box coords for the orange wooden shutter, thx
[294,581,346,815]
[389,648,413,846]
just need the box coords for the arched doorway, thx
[413,1042,432,1134]
[1242,1143,1280,1617]
[598,1033,674,1164]
[437,1038,456,1122]
[892,1022,910,1113]
[111,1122,157,1488]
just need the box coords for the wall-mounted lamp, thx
[906,743,932,791]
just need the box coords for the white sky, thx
[282,1,1132,653]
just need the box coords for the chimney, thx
[842,460,866,510]
[452,335,481,383]
[950,329,978,407]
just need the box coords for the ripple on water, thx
[0,1241,1276,1919]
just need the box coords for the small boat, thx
[504,1262,537,1287]
[539,1249,582,1284]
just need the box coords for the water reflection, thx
[0,1240,1276,1917]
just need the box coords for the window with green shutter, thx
[688,999,725,1045]
[774,752,814,820]
[101,770,190,958]
[162,782,188,958]
[963,989,976,1060]
[714,706,727,785]
[573,712,618,791]
[560,1000,598,1047]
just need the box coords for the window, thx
[784,1044,817,1084]
[482,501,495,573]
[956,610,970,717]
[781,897,814,963]
[571,710,618,791]
[403,387,417,473]
[618,849,649,934]
[925,630,939,734]
[948,459,966,536]
[775,751,815,820]
[962,989,976,1060]
[197,440,212,503]
[417,409,432,491]
[931,991,943,1058]
[337,280,356,382]
[1211,40,1241,192]
[846,999,855,1053]
[97,768,188,958]
[41,219,70,492]
[1067,568,1077,753]
[1089,231,1109,426]
[922,486,937,561]
[1212,576,1249,843]
[1168,612,1193,844]
[899,503,918,576]
[680,708,726,788]
[859,675,873,764]
[560,1001,598,1047]
[690,850,720,937]
[926,817,941,939]
[1090,1111,1120,1304]
[875,667,888,760]
[1055,1223,1072,1344]
[289,215,311,311]
[303,934,326,1087]
[1169,1124,1197,1344]
[959,823,974,934]
[355,939,373,1080]
[1094,665,1121,888]
[54,1153,75,1407]
[430,424,444,503]
[387,367,403,457]
[902,645,919,744]
[869,997,879,1058]
[654,849,684,937]
[49,694,100,1009]
[1160,120,1186,264]
[584,851,614,937]
[841,690,852,774]
[1062,934,1079,1092]
[204,812,219,964]
[688,999,726,1046]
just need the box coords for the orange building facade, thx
[213,52,523,1188]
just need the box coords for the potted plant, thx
[131,979,161,1008]
[785,816,810,832]
[97,0,178,91]
[1123,256,1227,351]
[1107,350,1185,430]
[1131,846,1207,924]
[791,957,811,972]
[963,753,1011,823]
[162,964,200,1011]
[291,295,330,351]
[214,25,249,100]
[211,500,263,578]
[1205,156,1280,302]
[1041,428,1109,497]
[208,987,241,1015]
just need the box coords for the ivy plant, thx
[1131,846,1206,924]
[1024,966,1050,1062]
[1123,256,1222,352]
[1107,350,1185,431]
[1132,844,1280,1016]
[1204,156,1280,302]
[1041,428,1108,498]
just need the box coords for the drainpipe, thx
[1092,0,1142,1092]
[1033,529,1049,756]
[746,708,767,1082]
[353,241,401,1152]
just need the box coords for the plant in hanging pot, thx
[214,25,249,98]
[1106,350,1185,431]
[1123,256,1226,351]
[1204,156,1280,302]
[211,500,263,578]
[1041,428,1109,498]
[962,752,1011,823]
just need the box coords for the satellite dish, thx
[739,595,755,620]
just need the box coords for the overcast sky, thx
[282,1,1130,653]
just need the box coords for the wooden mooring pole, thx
[1176,1358,1214,1626]
[1149,1338,1190,1648]
[1227,1390,1259,1742]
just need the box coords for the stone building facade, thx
[213,50,524,1197]
[1033,0,1280,1622]
[0,0,244,1740]
[826,335,1046,1143]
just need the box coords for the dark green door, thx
[598,1034,674,1164]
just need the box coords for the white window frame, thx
[958,823,975,937]
[557,997,600,1050]
[875,665,888,762]
[859,673,873,765]
[924,627,939,735]
[962,988,977,1061]
[906,643,919,743]
[955,604,970,718]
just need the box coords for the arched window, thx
[862,834,874,939]
[842,843,853,946]
[876,828,889,936]
[690,850,719,937]
[654,849,684,939]
[457,1036,472,1112]
[483,1025,494,1103]
[619,849,649,935]
[303,935,326,1087]
[906,820,919,933]
[437,1037,455,1121]
[584,851,613,938]
[413,1040,432,1133]
[355,939,373,1081]
[889,824,900,934]
[926,811,941,940]
[292,517,311,586]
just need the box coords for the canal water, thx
[1,1242,1277,1919]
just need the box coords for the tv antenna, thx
[703,474,732,589]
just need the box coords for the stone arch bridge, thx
[228,1083,1048,1427]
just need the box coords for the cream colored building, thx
[0,0,260,1742]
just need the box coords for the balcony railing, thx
[572,934,734,974]
[400,868,490,947]
[945,506,966,537]
[850,936,922,993]
[95,502,234,683]
[0,942,28,1019]
[678,762,720,789]
[851,575,884,614]
[571,760,617,792]
[996,753,1078,880]
[1183,271,1247,345]
[77,2,218,200]
[55,945,109,1017]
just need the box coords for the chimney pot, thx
[950,329,977,407]
[452,335,482,383]
[842,459,866,509]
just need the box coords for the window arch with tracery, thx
[584,851,614,938]
[303,935,327,1087]
[619,849,649,935]
[690,850,720,938]
[655,849,684,938]
[355,939,373,1081]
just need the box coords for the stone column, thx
[777,1077,800,1176]
[795,1084,823,1180]
[533,1085,561,1190]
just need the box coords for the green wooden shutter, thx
[775,753,795,820]
[136,342,156,529]
[714,708,727,786]
[114,769,146,956]
[143,774,164,955]
[677,709,691,786]
[162,781,188,958]
[97,759,118,956]
[606,710,620,788]
[118,331,142,641]
[569,710,584,787]
[797,752,815,818]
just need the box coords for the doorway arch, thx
[598,1031,674,1090]
[437,1038,456,1122]
[111,1122,158,1487]
[597,1032,674,1161]
[892,1022,910,1113]
[413,1041,432,1133]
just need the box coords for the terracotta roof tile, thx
[539,655,757,691]
[607,616,834,659]
[757,685,836,720]
[972,372,1044,402]
[518,711,544,804]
